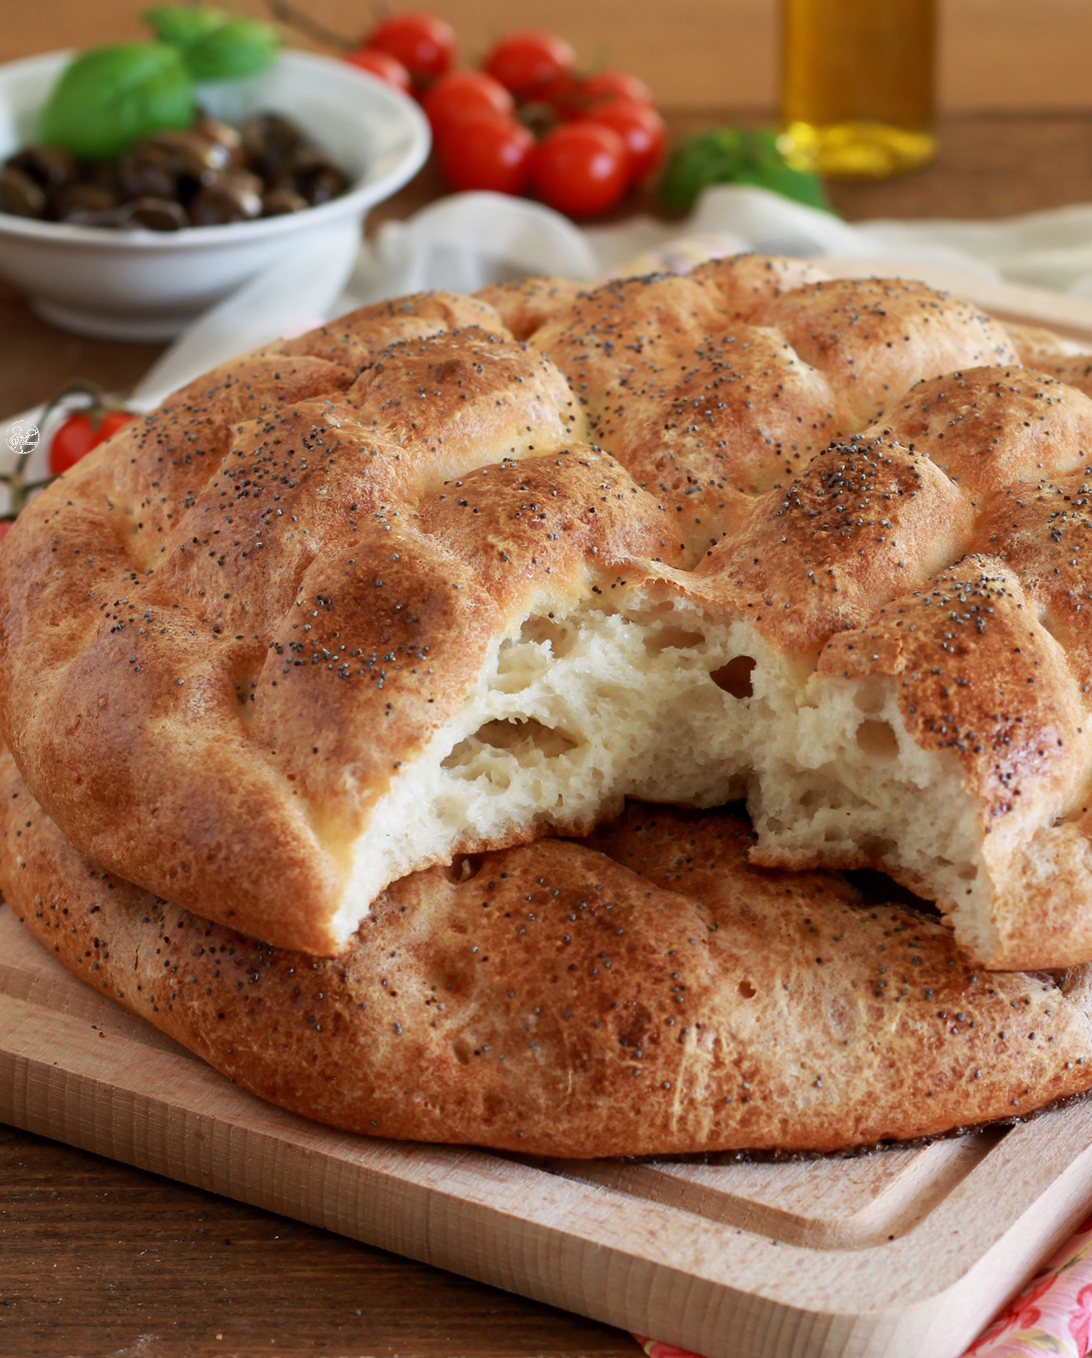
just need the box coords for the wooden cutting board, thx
[5,901,1092,1358]
[8,266,1092,1358]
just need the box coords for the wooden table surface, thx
[4,109,1092,1357]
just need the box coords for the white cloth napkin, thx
[12,180,1092,439]
[127,184,1092,409]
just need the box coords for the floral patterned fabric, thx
[633,1213,1092,1358]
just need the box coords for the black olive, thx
[118,144,177,202]
[7,145,78,191]
[79,159,123,193]
[53,182,120,222]
[118,133,230,207]
[125,197,188,231]
[61,205,131,228]
[194,115,246,166]
[261,187,309,217]
[188,170,264,226]
[302,166,349,205]
[0,165,47,218]
[242,113,305,180]
[277,151,350,206]
[147,130,232,180]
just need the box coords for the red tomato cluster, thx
[343,16,665,219]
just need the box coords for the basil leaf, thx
[659,127,831,214]
[38,44,194,160]
[144,6,228,50]
[183,17,280,83]
[659,129,746,212]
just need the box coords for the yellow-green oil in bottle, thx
[780,0,936,178]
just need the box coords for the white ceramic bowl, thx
[0,50,430,340]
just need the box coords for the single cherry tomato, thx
[582,100,666,184]
[49,409,134,476]
[532,122,629,217]
[365,12,455,83]
[343,47,413,92]
[436,108,534,194]
[93,409,136,453]
[572,70,653,113]
[423,71,514,137]
[49,414,94,474]
[483,31,576,100]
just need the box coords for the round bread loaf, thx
[5,259,1092,968]
[3,744,1091,1157]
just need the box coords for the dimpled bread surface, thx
[5,744,1092,1156]
[6,259,1092,968]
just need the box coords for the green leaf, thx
[658,126,831,214]
[737,131,831,210]
[38,44,194,160]
[659,128,746,213]
[144,6,229,50]
[183,17,280,83]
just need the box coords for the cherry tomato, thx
[436,109,534,194]
[343,47,413,92]
[49,409,134,476]
[572,70,653,113]
[532,122,629,217]
[365,12,455,83]
[423,71,514,137]
[0,520,12,543]
[583,100,666,184]
[483,31,576,100]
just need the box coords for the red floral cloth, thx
[633,1212,1092,1357]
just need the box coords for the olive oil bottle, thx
[780,0,936,178]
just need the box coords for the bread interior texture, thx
[339,595,988,956]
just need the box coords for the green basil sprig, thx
[37,7,281,159]
[146,7,281,82]
[182,18,281,82]
[143,5,228,49]
[38,44,194,160]
[660,128,830,214]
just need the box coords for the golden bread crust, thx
[4,746,1090,1157]
[474,277,585,340]
[7,261,1092,965]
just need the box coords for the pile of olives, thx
[0,112,352,230]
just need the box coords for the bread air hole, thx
[644,626,706,655]
[451,1038,473,1065]
[855,719,899,760]
[517,614,576,656]
[442,854,483,884]
[738,979,757,998]
[710,655,756,700]
[442,718,578,770]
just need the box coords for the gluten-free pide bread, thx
[5,745,1092,1156]
[6,259,1092,968]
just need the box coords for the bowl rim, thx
[0,48,431,250]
